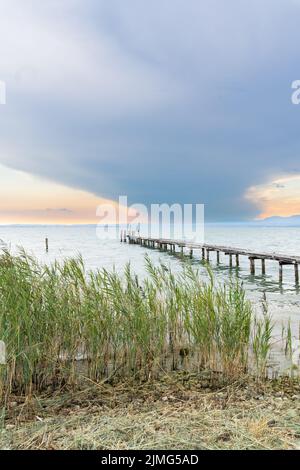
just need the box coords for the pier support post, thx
[206,250,210,262]
[295,263,299,285]
[181,246,184,257]
[235,254,239,267]
[279,263,283,283]
[45,238,49,252]
[189,249,193,258]
[249,257,255,275]
[229,254,233,268]
[261,259,266,275]
[202,248,205,260]
[217,251,220,264]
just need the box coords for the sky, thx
[1,0,300,224]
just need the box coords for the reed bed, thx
[0,249,277,402]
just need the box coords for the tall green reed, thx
[0,250,283,401]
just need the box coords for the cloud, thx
[45,208,73,213]
[1,0,300,220]
[246,174,300,218]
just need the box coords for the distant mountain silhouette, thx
[258,215,300,226]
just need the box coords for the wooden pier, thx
[120,231,300,284]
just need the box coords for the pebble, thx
[5,424,15,430]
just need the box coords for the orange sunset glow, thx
[0,164,138,224]
[245,175,300,219]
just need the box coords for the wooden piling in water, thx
[295,263,299,285]
[249,257,255,275]
[261,259,266,275]
[217,251,220,263]
[236,254,239,267]
[279,263,283,283]
[45,238,49,252]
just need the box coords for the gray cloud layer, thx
[1,0,300,220]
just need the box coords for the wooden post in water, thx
[235,254,239,268]
[45,238,49,252]
[202,248,205,260]
[261,259,266,275]
[279,262,283,283]
[229,254,233,268]
[295,263,299,285]
[249,257,255,275]
[189,249,193,258]
[181,246,184,257]
[216,251,220,264]
[206,249,210,262]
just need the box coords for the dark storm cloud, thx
[1,0,300,220]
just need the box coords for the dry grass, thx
[2,373,300,450]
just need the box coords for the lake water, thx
[1,223,300,371]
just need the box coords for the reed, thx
[0,250,285,402]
